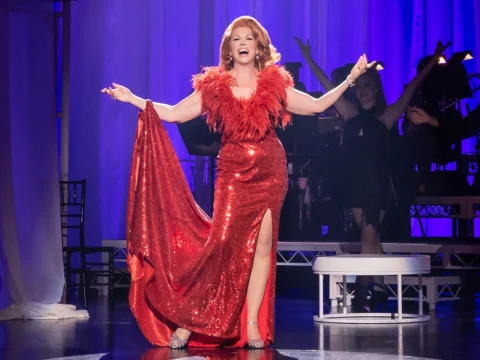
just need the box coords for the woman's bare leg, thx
[351,208,387,310]
[246,209,273,341]
[372,210,386,291]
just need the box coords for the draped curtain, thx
[67,0,480,245]
[0,0,87,319]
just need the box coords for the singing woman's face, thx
[355,74,378,106]
[230,27,257,66]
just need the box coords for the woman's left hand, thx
[407,107,431,125]
[350,54,376,82]
[293,37,312,60]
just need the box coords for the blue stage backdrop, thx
[68,0,480,245]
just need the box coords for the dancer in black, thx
[295,38,449,311]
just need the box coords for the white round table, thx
[312,255,431,324]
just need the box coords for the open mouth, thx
[238,49,249,55]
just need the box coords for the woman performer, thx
[102,16,370,349]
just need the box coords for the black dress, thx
[342,107,392,228]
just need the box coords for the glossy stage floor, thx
[1,284,479,359]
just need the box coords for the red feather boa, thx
[192,64,294,142]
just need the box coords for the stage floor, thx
[0,292,478,360]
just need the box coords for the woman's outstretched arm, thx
[294,37,358,120]
[101,83,202,123]
[287,54,373,116]
[286,82,349,115]
[379,40,451,130]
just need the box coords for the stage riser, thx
[96,240,480,298]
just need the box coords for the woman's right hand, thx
[101,83,133,103]
[433,40,451,58]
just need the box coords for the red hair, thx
[219,16,280,71]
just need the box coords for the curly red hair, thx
[219,16,280,71]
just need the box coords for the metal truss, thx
[410,204,460,217]
[277,250,336,266]
[412,196,467,218]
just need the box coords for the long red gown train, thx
[126,64,294,347]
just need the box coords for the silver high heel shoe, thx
[169,331,189,349]
[246,321,265,349]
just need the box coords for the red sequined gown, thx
[126,64,293,347]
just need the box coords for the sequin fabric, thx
[126,66,292,348]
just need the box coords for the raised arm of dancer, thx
[379,40,451,130]
[101,83,202,123]
[287,54,374,116]
[294,37,358,120]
